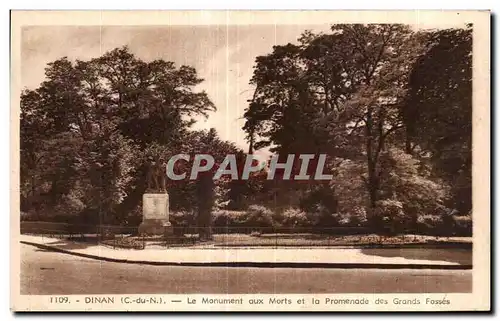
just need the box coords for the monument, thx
[138,158,173,236]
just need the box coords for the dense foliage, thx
[21,47,237,236]
[21,24,473,237]
[242,24,472,234]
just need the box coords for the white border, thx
[3,1,497,320]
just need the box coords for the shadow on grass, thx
[360,248,472,265]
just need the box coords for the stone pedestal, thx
[138,193,173,236]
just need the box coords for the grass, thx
[34,231,471,249]
[192,233,471,248]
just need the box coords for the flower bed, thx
[100,237,145,250]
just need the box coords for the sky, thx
[21,24,333,158]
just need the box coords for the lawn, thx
[139,233,472,248]
[34,231,471,249]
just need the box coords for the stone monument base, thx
[139,192,173,236]
[138,219,173,236]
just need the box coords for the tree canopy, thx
[21,24,473,237]
[242,24,472,232]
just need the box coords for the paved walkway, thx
[19,235,472,269]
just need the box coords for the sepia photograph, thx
[10,10,490,312]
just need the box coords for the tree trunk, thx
[365,106,380,230]
[196,174,215,240]
[248,131,254,155]
[405,126,413,154]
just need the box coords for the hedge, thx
[21,207,472,237]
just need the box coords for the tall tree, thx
[243,24,425,225]
[20,47,218,224]
[166,128,240,239]
[402,26,472,214]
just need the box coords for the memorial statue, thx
[146,156,167,193]
[140,156,172,236]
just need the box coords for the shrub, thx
[53,192,85,217]
[20,210,39,222]
[416,214,444,235]
[453,214,472,236]
[240,205,274,230]
[373,199,408,234]
[349,206,368,226]
[281,208,310,228]
[169,210,196,227]
[336,213,351,226]
[123,204,142,227]
[306,204,341,229]
[299,185,338,215]
[212,210,247,230]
